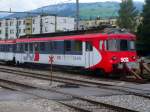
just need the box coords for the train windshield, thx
[107,39,135,51]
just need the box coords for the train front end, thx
[98,33,138,75]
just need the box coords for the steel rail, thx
[0,78,138,112]
[0,66,150,100]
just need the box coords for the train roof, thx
[16,33,136,43]
[0,40,16,44]
[0,28,136,44]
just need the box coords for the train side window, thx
[99,41,103,50]
[24,43,28,52]
[64,40,71,51]
[0,45,1,51]
[13,44,16,52]
[40,42,46,51]
[29,43,33,52]
[3,45,6,52]
[16,44,19,52]
[34,43,39,51]
[86,42,93,51]
[73,41,82,52]
[0,45,3,52]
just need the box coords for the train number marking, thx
[121,57,129,62]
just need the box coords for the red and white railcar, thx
[0,31,137,75]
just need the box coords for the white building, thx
[0,15,75,40]
[32,16,41,34]
[32,15,75,34]
[0,20,6,40]
[7,18,17,39]
[57,16,75,31]
[17,18,26,37]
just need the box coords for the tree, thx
[137,0,150,55]
[117,0,138,32]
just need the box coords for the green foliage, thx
[117,0,138,32]
[137,0,150,54]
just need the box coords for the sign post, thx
[49,56,54,86]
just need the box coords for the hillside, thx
[0,1,143,20]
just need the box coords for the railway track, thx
[0,77,137,112]
[0,65,150,111]
[0,65,150,99]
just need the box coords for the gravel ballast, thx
[86,95,150,112]
[0,99,76,112]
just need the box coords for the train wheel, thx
[16,61,20,66]
[12,57,16,65]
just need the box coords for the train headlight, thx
[132,56,136,60]
[112,56,117,61]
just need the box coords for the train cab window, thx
[129,41,135,50]
[86,42,93,51]
[120,40,128,51]
[107,40,118,51]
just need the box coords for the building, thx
[0,20,7,40]
[78,19,117,30]
[32,15,75,34]
[0,15,75,40]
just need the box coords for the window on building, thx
[32,19,35,24]
[0,22,2,27]
[27,28,31,31]
[26,23,30,25]
[45,27,48,32]
[0,30,2,34]
[45,18,48,23]
[19,29,21,33]
[10,30,14,34]
[23,29,26,33]
[32,28,35,32]
[63,19,67,23]
[18,21,22,25]
[5,22,8,26]
[23,20,26,25]
[10,21,14,26]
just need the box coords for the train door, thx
[24,43,30,62]
[33,43,40,62]
[85,41,93,68]
[29,43,34,62]
[24,43,35,62]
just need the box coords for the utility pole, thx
[76,0,79,30]
[54,15,57,32]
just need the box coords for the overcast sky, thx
[0,0,144,12]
